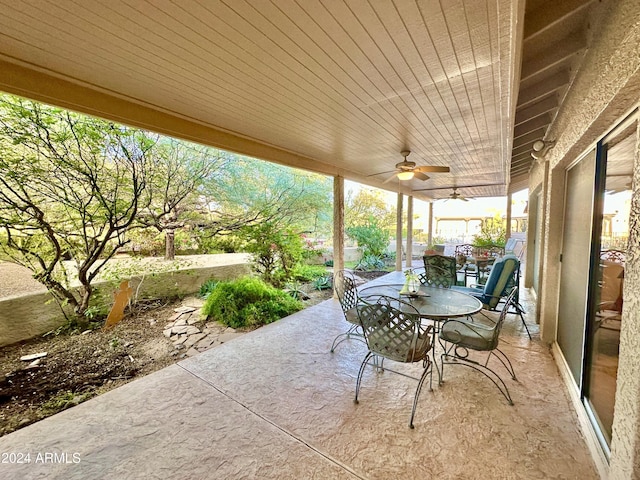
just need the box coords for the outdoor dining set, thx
[330,248,530,429]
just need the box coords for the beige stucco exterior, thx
[530,0,640,476]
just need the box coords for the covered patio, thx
[0,271,598,479]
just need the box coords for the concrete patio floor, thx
[0,271,598,479]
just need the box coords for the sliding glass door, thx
[584,121,635,450]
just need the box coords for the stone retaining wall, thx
[0,258,251,347]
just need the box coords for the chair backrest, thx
[422,254,456,288]
[357,296,432,363]
[482,254,520,308]
[334,270,358,314]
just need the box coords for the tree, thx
[199,157,332,241]
[0,95,153,320]
[139,138,229,260]
[345,188,395,231]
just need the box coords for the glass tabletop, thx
[358,283,482,318]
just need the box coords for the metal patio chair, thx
[354,295,434,428]
[438,287,519,405]
[416,254,458,288]
[451,254,531,339]
[330,270,365,352]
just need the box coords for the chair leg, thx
[354,351,374,404]
[440,346,515,406]
[514,302,532,340]
[490,349,517,381]
[330,323,365,352]
[409,358,432,429]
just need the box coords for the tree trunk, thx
[165,229,175,260]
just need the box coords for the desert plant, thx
[355,253,385,271]
[201,277,303,328]
[198,279,218,299]
[312,274,332,291]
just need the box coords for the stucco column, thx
[396,193,403,271]
[609,121,640,480]
[406,195,413,268]
[332,176,344,276]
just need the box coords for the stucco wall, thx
[530,0,640,477]
[0,258,251,347]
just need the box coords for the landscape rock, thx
[20,352,47,362]
[174,306,196,314]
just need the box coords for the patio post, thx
[396,193,403,271]
[506,192,513,241]
[406,195,413,268]
[427,201,433,248]
[333,176,344,278]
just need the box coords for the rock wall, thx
[0,259,251,347]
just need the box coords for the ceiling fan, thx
[413,182,503,200]
[370,150,450,183]
[446,188,470,202]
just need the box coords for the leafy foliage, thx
[346,221,389,258]
[473,214,506,248]
[345,188,395,231]
[201,277,303,328]
[312,274,332,291]
[0,95,153,320]
[355,253,386,271]
[198,279,218,299]
[291,264,328,282]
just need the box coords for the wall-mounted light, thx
[531,139,555,161]
[397,171,415,181]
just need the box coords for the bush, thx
[346,221,389,258]
[473,214,506,248]
[291,263,328,282]
[201,277,303,328]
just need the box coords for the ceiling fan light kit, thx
[372,150,450,183]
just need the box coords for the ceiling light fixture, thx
[397,171,415,180]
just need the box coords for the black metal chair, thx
[355,295,434,428]
[330,270,365,352]
[438,287,519,405]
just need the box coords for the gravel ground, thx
[0,262,46,299]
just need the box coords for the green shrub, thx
[291,263,327,282]
[202,277,303,328]
[473,214,506,248]
[346,221,389,257]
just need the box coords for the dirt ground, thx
[0,270,387,438]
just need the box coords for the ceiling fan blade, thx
[382,173,399,184]
[461,197,470,202]
[366,170,397,177]
[414,165,450,173]
[414,171,430,181]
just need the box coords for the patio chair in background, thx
[330,270,365,352]
[416,254,458,287]
[451,254,531,339]
[355,295,433,428]
[439,287,519,405]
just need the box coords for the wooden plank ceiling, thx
[0,0,596,200]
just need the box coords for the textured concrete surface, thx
[0,272,598,479]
